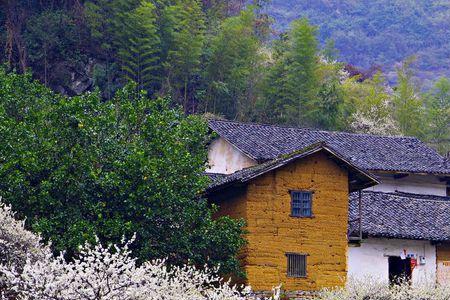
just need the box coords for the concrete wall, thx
[365,173,447,196]
[207,137,256,174]
[348,238,436,285]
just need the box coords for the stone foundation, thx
[250,290,319,300]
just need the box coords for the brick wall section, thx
[213,189,249,269]
[214,189,247,220]
[437,242,450,285]
[437,242,450,261]
[212,151,350,292]
[250,290,319,300]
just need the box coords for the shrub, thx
[0,69,245,276]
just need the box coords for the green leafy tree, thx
[343,72,399,135]
[85,0,161,94]
[116,1,161,92]
[304,40,346,130]
[24,10,81,87]
[255,34,287,123]
[203,7,263,120]
[423,77,450,153]
[393,58,424,137]
[162,0,205,112]
[311,61,345,130]
[0,68,245,276]
[260,18,319,126]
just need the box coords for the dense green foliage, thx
[203,8,263,120]
[268,0,450,85]
[0,69,245,275]
[259,18,320,126]
[162,0,205,111]
[424,78,450,154]
[85,0,162,93]
[1,0,448,153]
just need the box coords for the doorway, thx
[388,256,412,285]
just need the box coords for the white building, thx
[347,191,450,285]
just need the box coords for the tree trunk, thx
[3,0,27,73]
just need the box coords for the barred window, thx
[290,191,312,217]
[286,253,307,278]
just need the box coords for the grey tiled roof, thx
[349,191,450,241]
[205,172,227,183]
[206,142,378,193]
[208,119,450,175]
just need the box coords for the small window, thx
[290,191,312,217]
[287,253,307,278]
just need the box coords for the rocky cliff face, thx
[48,58,95,96]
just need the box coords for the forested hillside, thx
[1,0,449,153]
[267,0,450,86]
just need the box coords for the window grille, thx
[286,253,307,277]
[291,191,312,217]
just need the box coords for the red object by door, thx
[411,258,417,270]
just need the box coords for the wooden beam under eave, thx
[438,177,450,183]
[393,173,409,179]
[372,170,450,177]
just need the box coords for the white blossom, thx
[317,277,450,300]
[350,95,400,136]
[0,200,280,300]
[350,109,400,136]
[0,199,50,270]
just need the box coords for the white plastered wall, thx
[207,137,257,174]
[348,238,436,285]
[365,173,447,196]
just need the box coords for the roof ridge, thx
[208,119,419,140]
[204,172,227,175]
[362,190,450,203]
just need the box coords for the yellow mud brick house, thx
[207,142,378,291]
[205,119,450,294]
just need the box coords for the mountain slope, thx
[267,0,450,85]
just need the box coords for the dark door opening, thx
[388,256,412,285]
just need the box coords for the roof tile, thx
[349,191,450,241]
[208,119,450,175]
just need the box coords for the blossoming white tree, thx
[0,200,49,269]
[0,200,279,300]
[318,277,450,300]
[342,71,400,136]
[350,107,400,136]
